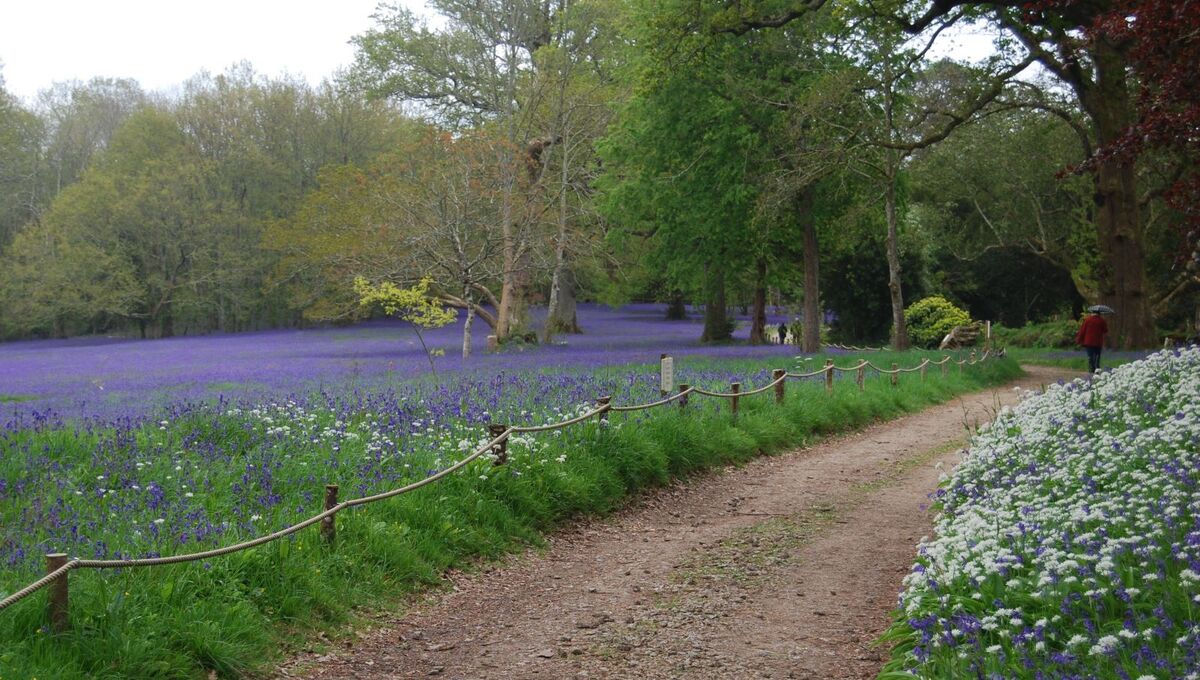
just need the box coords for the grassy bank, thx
[0,351,1019,679]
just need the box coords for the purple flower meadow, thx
[1,303,804,424]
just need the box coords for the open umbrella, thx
[1088,304,1116,314]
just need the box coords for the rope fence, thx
[0,349,993,632]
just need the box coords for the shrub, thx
[903,296,971,349]
[991,318,1079,348]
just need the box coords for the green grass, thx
[1003,346,1146,371]
[0,352,1021,679]
[0,395,36,403]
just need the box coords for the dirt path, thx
[277,366,1076,680]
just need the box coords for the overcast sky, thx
[0,2,1000,105]
[0,0,428,103]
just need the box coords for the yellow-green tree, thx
[354,276,456,374]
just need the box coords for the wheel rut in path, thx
[277,365,1077,680]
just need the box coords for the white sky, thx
[0,2,1002,105]
[0,0,427,103]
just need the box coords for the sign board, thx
[660,355,674,394]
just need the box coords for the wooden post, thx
[920,362,927,382]
[856,364,865,391]
[486,334,499,352]
[730,383,741,421]
[824,360,834,394]
[46,553,68,633]
[772,369,786,405]
[970,350,977,365]
[597,396,612,424]
[891,363,899,387]
[941,357,948,378]
[320,484,338,545]
[678,384,690,410]
[488,424,508,465]
[660,353,668,397]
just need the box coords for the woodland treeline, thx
[0,0,1195,350]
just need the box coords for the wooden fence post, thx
[597,396,612,424]
[824,360,834,394]
[488,424,508,465]
[891,363,899,387]
[320,484,338,545]
[46,553,68,633]
[678,384,690,411]
[941,357,948,378]
[970,350,977,364]
[486,335,498,352]
[773,369,786,405]
[730,383,741,421]
[920,361,927,382]
[660,353,669,397]
[856,364,865,391]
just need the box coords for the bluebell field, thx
[886,347,1200,679]
[0,304,820,577]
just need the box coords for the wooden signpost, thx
[660,354,674,396]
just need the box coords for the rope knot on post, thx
[488,424,509,465]
[596,396,612,425]
[46,553,69,633]
[320,484,339,545]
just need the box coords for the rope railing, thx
[610,387,693,413]
[0,348,994,631]
[691,373,787,398]
[828,343,887,352]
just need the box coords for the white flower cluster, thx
[896,347,1200,677]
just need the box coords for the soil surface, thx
[276,365,1077,680]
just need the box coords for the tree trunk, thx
[701,263,731,343]
[1084,40,1157,349]
[885,168,909,350]
[798,189,822,353]
[749,258,768,344]
[545,265,581,338]
[666,290,687,319]
[462,287,474,360]
[159,305,175,338]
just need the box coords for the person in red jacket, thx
[1075,310,1109,373]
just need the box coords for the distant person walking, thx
[1075,306,1112,373]
[778,322,789,345]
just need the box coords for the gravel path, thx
[277,365,1077,680]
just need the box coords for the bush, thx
[990,318,1079,348]
[903,296,971,348]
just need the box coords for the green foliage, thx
[354,276,456,373]
[991,318,1081,348]
[354,276,456,330]
[904,295,972,348]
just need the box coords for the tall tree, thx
[0,71,43,248]
[705,0,1167,347]
[353,0,562,340]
